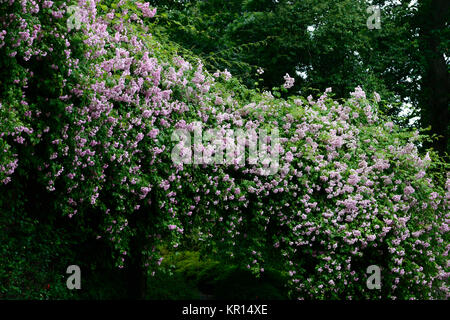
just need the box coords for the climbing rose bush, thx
[0,0,448,299]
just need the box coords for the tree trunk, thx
[418,0,450,157]
[125,192,157,299]
[127,235,147,299]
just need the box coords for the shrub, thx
[1,0,448,300]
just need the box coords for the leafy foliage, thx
[0,0,448,300]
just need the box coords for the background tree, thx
[416,0,449,155]
[153,0,449,155]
